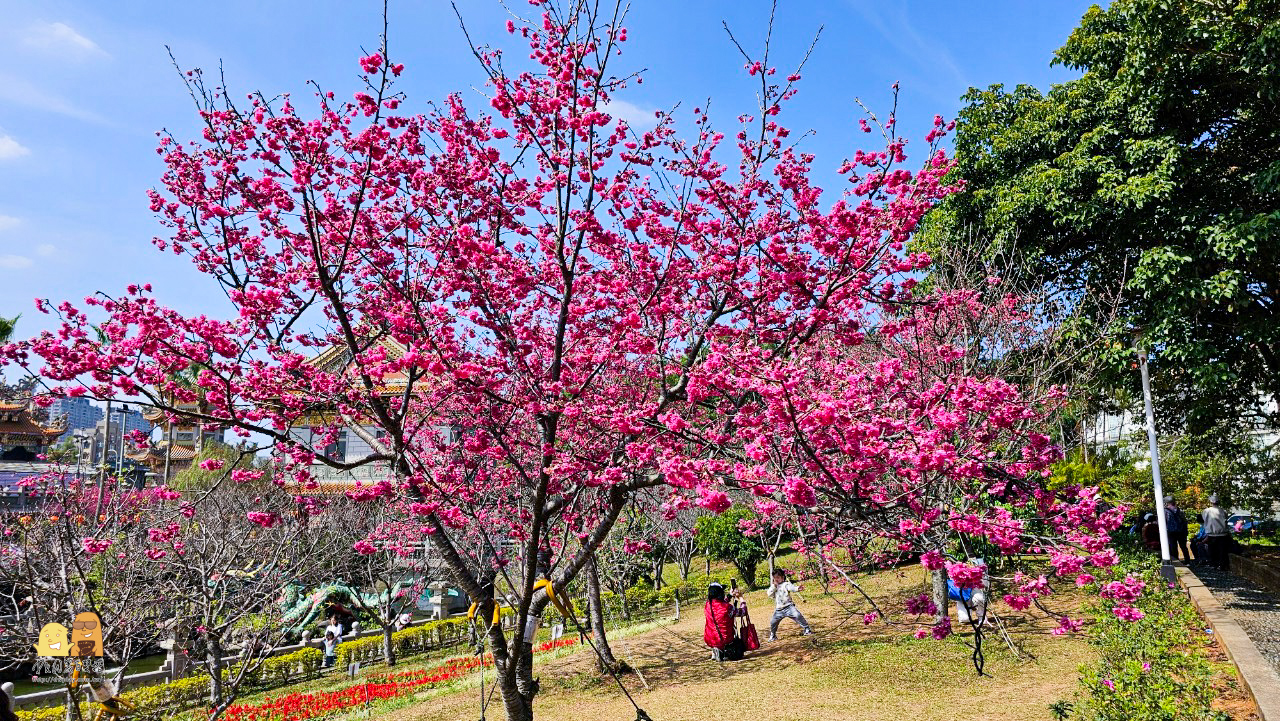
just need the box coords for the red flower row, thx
[218,638,578,721]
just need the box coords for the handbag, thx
[740,605,760,652]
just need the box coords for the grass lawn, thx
[378,566,1098,721]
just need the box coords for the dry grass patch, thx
[383,570,1096,721]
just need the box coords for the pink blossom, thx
[1111,605,1145,622]
[81,538,113,554]
[920,550,946,571]
[198,459,225,472]
[905,593,938,616]
[359,53,384,73]
[1051,615,1086,636]
[696,489,731,513]
[246,511,281,529]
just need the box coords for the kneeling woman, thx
[703,582,748,660]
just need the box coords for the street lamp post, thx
[1134,336,1175,582]
[116,404,131,479]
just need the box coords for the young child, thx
[322,630,337,668]
[765,569,813,641]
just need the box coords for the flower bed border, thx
[1175,563,1280,720]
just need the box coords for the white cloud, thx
[0,134,30,161]
[36,243,56,257]
[0,255,33,270]
[602,99,660,130]
[0,72,109,125]
[22,21,107,58]
[0,215,21,232]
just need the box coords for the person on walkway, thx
[1201,495,1231,571]
[1164,496,1190,561]
[766,569,813,641]
[703,582,747,661]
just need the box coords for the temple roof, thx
[125,443,197,462]
[0,400,66,441]
[304,338,412,394]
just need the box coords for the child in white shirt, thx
[766,569,813,641]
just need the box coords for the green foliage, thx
[0,315,18,344]
[246,646,325,686]
[921,0,1280,439]
[1060,435,1278,515]
[695,506,768,589]
[170,442,268,491]
[1064,558,1230,721]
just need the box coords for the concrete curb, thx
[1175,564,1280,720]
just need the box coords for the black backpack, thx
[1166,508,1187,534]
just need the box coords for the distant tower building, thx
[47,397,104,435]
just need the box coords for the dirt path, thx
[383,573,1095,721]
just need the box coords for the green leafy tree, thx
[171,441,267,491]
[921,0,1280,438]
[695,505,767,589]
[0,315,17,344]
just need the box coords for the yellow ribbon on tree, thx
[533,579,572,615]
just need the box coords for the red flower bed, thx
[219,637,578,721]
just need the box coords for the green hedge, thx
[16,673,215,721]
[335,616,477,667]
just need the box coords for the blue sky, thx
[0,0,1096,340]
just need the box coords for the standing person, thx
[322,630,338,668]
[765,569,813,641]
[325,613,345,639]
[1201,495,1230,570]
[324,613,344,666]
[1164,496,1190,561]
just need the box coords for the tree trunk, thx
[704,555,711,576]
[930,568,949,624]
[382,625,396,667]
[586,558,618,672]
[498,642,537,721]
[678,554,691,580]
[652,557,663,591]
[618,585,632,620]
[206,638,224,708]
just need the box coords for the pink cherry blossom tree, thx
[0,1,1108,717]
[0,472,171,718]
[725,270,1126,668]
[144,474,344,716]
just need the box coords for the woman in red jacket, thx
[703,582,747,660]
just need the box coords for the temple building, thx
[125,401,225,484]
[0,398,66,461]
[0,388,69,509]
[284,339,454,494]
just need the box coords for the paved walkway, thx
[1195,564,1280,675]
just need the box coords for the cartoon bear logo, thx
[70,612,103,656]
[34,622,69,656]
